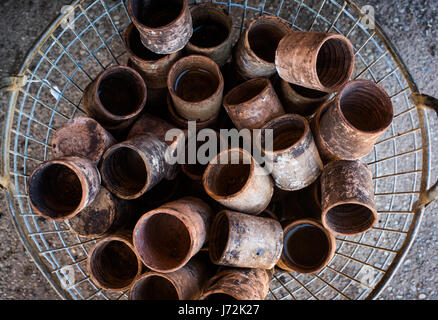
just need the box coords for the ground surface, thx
[0,0,437,300]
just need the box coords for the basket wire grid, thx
[0,0,434,300]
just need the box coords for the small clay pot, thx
[51,116,116,164]
[279,80,330,117]
[209,210,283,269]
[100,133,174,200]
[168,55,224,121]
[124,23,182,89]
[82,66,147,128]
[166,93,219,130]
[87,232,143,291]
[233,15,292,80]
[223,77,285,130]
[133,197,213,273]
[318,80,394,160]
[200,268,271,300]
[28,157,100,221]
[275,32,354,92]
[256,114,323,191]
[203,148,274,215]
[127,0,193,54]
[321,160,377,236]
[129,256,210,300]
[185,3,233,67]
[277,219,336,274]
[68,187,131,238]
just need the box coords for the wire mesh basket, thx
[0,0,436,300]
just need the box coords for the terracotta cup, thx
[28,157,100,221]
[82,66,147,129]
[317,80,394,160]
[185,3,233,67]
[133,197,213,273]
[87,232,143,291]
[209,210,283,269]
[100,133,174,200]
[52,116,116,164]
[278,80,330,117]
[67,187,131,238]
[129,256,210,300]
[256,114,323,191]
[321,160,377,236]
[200,268,271,300]
[124,23,182,89]
[168,55,224,121]
[275,32,354,92]
[223,77,285,130]
[234,15,292,80]
[203,148,274,215]
[127,0,193,54]
[277,219,336,274]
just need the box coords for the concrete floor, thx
[0,0,437,300]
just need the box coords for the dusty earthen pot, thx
[203,148,274,215]
[223,77,285,130]
[67,187,131,238]
[200,268,271,300]
[129,256,210,300]
[133,197,213,273]
[87,232,143,291]
[100,133,175,200]
[256,114,323,191]
[127,0,193,54]
[321,160,377,236]
[275,32,354,92]
[278,80,330,117]
[168,55,224,121]
[28,157,100,221]
[185,3,233,67]
[209,210,283,269]
[51,116,116,164]
[317,80,394,160]
[233,15,292,80]
[82,66,147,129]
[167,93,219,130]
[123,23,182,90]
[277,219,335,274]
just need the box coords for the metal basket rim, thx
[0,0,431,300]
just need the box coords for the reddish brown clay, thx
[233,15,292,80]
[67,187,131,238]
[133,197,213,273]
[200,268,271,300]
[82,66,147,129]
[321,160,377,236]
[127,0,193,54]
[209,210,283,269]
[168,55,224,121]
[223,77,285,130]
[256,114,323,191]
[275,32,354,92]
[51,116,116,164]
[87,232,143,291]
[318,80,394,160]
[124,23,182,89]
[100,133,175,200]
[277,219,335,273]
[28,157,100,221]
[167,93,219,130]
[185,3,233,67]
[203,148,274,215]
[278,80,330,117]
[129,256,210,300]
